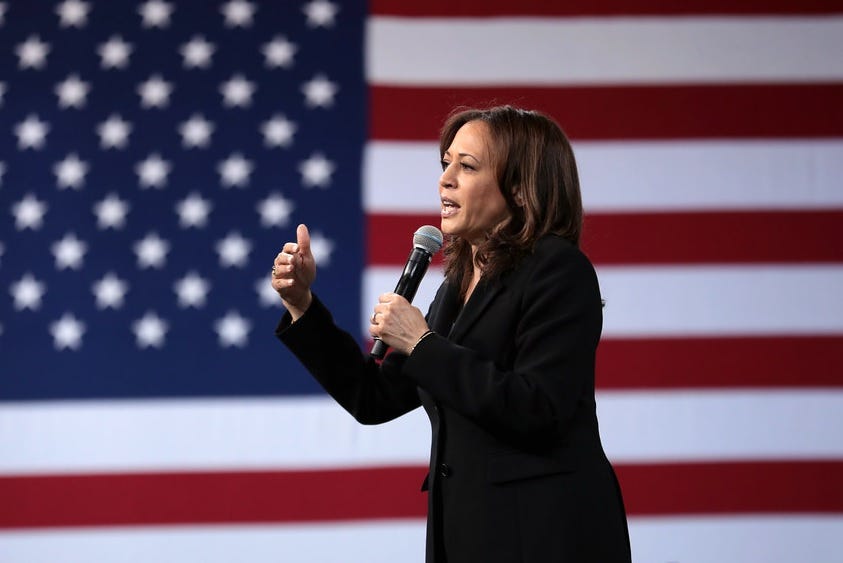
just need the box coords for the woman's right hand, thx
[271,224,316,320]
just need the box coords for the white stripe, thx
[0,521,427,563]
[597,264,843,336]
[367,17,843,85]
[598,389,843,462]
[0,516,840,563]
[2,390,842,474]
[363,140,843,213]
[364,265,843,337]
[629,515,843,563]
[0,397,429,475]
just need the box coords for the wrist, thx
[284,291,313,322]
[410,329,435,355]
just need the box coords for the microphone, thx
[370,225,443,359]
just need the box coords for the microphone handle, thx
[370,247,432,359]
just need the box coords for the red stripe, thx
[367,211,843,266]
[617,460,843,516]
[2,461,840,529]
[582,210,843,265]
[369,85,843,141]
[372,0,843,16]
[0,466,427,529]
[597,336,843,389]
[361,336,843,389]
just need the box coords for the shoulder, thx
[529,235,595,275]
[511,235,600,302]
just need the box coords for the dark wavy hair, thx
[439,106,583,296]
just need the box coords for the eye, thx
[460,162,475,171]
[440,159,450,171]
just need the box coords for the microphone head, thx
[413,225,444,255]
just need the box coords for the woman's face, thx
[439,121,510,246]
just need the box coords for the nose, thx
[439,163,455,190]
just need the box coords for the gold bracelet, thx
[410,330,435,354]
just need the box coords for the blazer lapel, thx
[426,281,461,336]
[448,277,504,343]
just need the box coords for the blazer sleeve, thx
[400,239,602,446]
[276,294,421,425]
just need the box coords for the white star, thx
[55,74,90,109]
[301,74,338,108]
[299,152,335,188]
[174,271,210,308]
[262,36,296,68]
[16,36,50,69]
[15,114,49,150]
[178,114,214,148]
[180,36,215,69]
[257,192,294,227]
[310,231,336,266]
[11,193,48,230]
[134,232,170,269]
[92,272,128,309]
[98,36,132,69]
[214,310,251,348]
[216,232,251,268]
[56,0,90,28]
[53,238,85,268]
[136,153,171,188]
[97,114,132,149]
[54,153,88,189]
[50,313,86,350]
[221,0,255,27]
[52,232,87,270]
[138,75,173,108]
[138,0,173,28]
[261,114,296,148]
[175,192,212,228]
[220,74,255,107]
[10,273,46,311]
[133,311,168,348]
[255,277,283,307]
[218,153,253,188]
[93,193,129,229]
[303,0,339,28]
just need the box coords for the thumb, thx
[296,223,311,257]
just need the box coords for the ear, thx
[512,187,525,207]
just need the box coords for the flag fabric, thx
[2,1,843,562]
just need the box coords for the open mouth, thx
[441,198,460,217]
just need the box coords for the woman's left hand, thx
[369,293,430,355]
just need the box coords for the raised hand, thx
[271,224,316,320]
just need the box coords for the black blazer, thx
[277,235,631,563]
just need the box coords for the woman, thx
[271,106,631,562]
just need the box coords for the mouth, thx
[441,197,460,218]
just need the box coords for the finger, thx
[274,253,293,271]
[296,224,311,257]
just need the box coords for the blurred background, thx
[1,1,842,561]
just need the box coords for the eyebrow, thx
[444,150,481,164]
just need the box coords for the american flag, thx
[2,1,842,561]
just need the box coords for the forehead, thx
[448,120,493,157]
